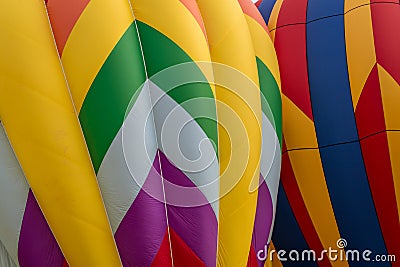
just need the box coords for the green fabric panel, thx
[136,21,218,155]
[79,23,146,172]
[256,57,282,147]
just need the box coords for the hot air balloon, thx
[130,1,221,265]
[46,0,281,266]
[46,0,168,265]
[0,0,282,266]
[237,1,282,267]
[0,1,121,267]
[259,0,400,266]
[0,123,68,267]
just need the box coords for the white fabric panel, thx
[149,81,219,218]
[260,114,281,243]
[0,123,28,267]
[0,240,17,267]
[97,83,158,232]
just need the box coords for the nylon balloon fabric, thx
[237,1,282,267]
[0,1,121,266]
[0,0,282,266]
[259,0,400,266]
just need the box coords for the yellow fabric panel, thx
[269,29,276,43]
[344,0,371,13]
[282,95,318,150]
[130,0,210,63]
[344,4,376,110]
[0,2,121,266]
[196,0,262,266]
[377,65,400,222]
[267,0,283,41]
[129,0,215,95]
[245,15,281,89]
[288,149,349,267]
[265,242,283,267]
[61,0,133,112]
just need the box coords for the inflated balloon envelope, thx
[45,0,282,266]
[259,0,400,266]
[0,0,283,267]
[0,1,121,267]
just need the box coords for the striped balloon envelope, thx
[0,0,282,266]
[199,0,262,265]
[0,1,120,267]
[259,0,400,266]
[0,124,67,267]
[130,0,220,266]
[237,1,282,267]
[46,0,281,266]
[46,0,220,265]
[46,0,167,266]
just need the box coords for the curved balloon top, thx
[237,1,282,267]
[0,0,281,266]
[259,0,400,266]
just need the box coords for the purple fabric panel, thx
[18,190,65,267]
[159,151,217,267]
[115,154,168,267]
[252,175,273,267]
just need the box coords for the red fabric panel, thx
[46,0,90,55]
